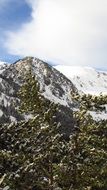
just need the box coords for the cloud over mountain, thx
[5,0,107,69]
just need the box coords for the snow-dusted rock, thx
[0,57,76,125]
[1,57,107,124]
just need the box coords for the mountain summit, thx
[0,57,76,126]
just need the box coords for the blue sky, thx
[0,0,31,62]
[0,0,107,70]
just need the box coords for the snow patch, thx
[55,65,107,95]
[0,110,3,117]
[10,116,17,123]
[88,111,107,121]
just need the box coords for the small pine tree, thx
[18,71,46,115]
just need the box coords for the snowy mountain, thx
[0,61,8,74]
[54,65,107,95]
[0,57,107,124]
[54,65,107,121]
[0,57,76,128]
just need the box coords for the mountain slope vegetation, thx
[0,71,107,190]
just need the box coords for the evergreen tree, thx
[66,111,107,190]
[18,71,46,115]
[0,72,66,190]
[1,71,107,190]
[55,110,107,190]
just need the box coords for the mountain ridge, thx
[0,57,76,128]
[55,65,107,95]
[0,57,107,124]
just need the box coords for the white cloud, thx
[5,0,107,68]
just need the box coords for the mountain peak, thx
[14,57,50,72]
[0,57,77,123]
[0,61,8,74]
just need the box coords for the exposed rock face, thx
[0,57,77,133]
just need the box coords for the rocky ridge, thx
[1,57,107,125]
[0,57,76,133]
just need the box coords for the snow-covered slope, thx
[0,61,8,74]
[55,65,107,95]
[0,61,6,66]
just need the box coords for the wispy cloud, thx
[5,0,107,68]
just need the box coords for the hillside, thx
[55,65,107,95]
[1,58,107,190]
[0,58,107,124]
[0,57,76,133]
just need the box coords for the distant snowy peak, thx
[54,65,107,95]
[0,61,5,68]
[0,61,5,64]
[0,60,8,66]
[0,61,8,74]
